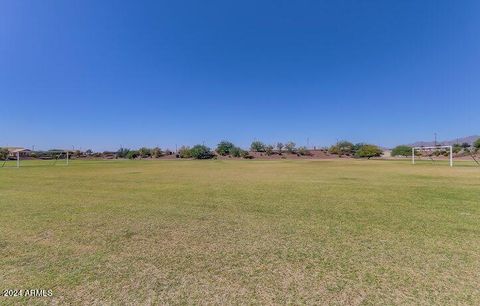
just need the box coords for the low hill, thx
[408,135,479,147]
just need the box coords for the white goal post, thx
[1,151,20,168]
[412,146,453,167]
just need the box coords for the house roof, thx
[7,148,31,153]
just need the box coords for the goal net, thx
[1,149,70,168]
[34,150,70,166]
[412,146,453,167]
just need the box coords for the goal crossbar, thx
[412,145,453,167]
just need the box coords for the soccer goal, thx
[1,149,70,168]
[412,146,453,167]
[38,150,70,166]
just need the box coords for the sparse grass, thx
[1,159,479,304]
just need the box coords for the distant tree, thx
[73,150,82,158]
[297,146,311,156]
[391,145,413,157]
[338,141,354,154]
[462,142,471,149]
[433,150,446,157]
[152,147,163,158]
[474,139,480,152]
[216,141,235,156]
[138,147,152,158]
[229,146,250,158]
[0,148,8,160]
[250,141,266,152]
[276,142,284,153]
[126,150,139,159]
[178,146,192,158]
[85,149,93,155]
[355,144,383,159]
[230,146,242,158]
[329,141,354,155]
[353,143,366,152]
[241,150,254,159]
[452,144,462,154]
[265,145,274,156]
[116,147,131,159]
[284,141,296,153]
[189,145,215,159]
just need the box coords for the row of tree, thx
[216,141,251,158]
[249,141,311,156]
[116,147,171,159]
[327,141,383,159]
[115,140,316,160]
[8,139,476,161]
[95,140,386,160]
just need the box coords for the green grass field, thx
[1,159,479,304]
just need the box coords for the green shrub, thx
[265,145,274,156]
[178,146,192,158]
[276,142,283,153]
[138,147,152,158]
[391,145,413,157]
[297,146,310,156]
[355,144,383,159]
[329,141,354,155]
[126,150,139,159]
[216,141,235,156]
[328,146,340,155]
[116,147,131,158]
[250,141,266,152]
[284,141,296,153]
[474,139,480,152]
[353,143,366,152]
[190,145,215,159]
[230,146,246,158]
[452,144,462,154]
[152,147,163,158]
[241,150,254,159]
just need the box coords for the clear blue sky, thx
[1,1,479,151]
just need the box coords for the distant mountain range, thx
[407,135,479,147]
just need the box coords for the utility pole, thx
[434,133,437,146]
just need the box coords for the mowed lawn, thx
[1,160,479,304]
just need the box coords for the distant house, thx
[7,148,32,158]
[382,149,392,158]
